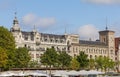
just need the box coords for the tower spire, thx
[106,17,108,30]
[13,12,19,25]
[15,12,17,18]
[65,26,66,34]
[64,24,67,35]
[33,25,37,32]
[10,12,20,32]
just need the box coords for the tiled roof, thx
[41,33,65,39]
[21,31,65,39]
[79,40,106,46]
[22,31,33,35]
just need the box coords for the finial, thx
[65,26,66,34]
[13,12,19,24]
[33,25,37,32]
[14,12,17,19]
[106,17,108,30]
[64,25,67,35]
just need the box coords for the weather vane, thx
[14,12,17,18]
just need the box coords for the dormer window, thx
[50,39,53,42]
[25,37,28,40]
[104,38,106,42]
[44,38,47,42]
[55,40,58,43]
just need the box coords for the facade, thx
[10,16,115,63]
[115,37,120,61]
[115,37,120,71]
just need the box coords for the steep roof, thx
[41,33,65,39]
[22,31,33,36]
[79,40,106,46]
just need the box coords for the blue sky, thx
[1,0,120,40]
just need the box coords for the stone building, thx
[10,16,115,63]
[115,37,120,71]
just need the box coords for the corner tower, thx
[10,13,22,48]
[10,12,20,32]
[99,29,115,60]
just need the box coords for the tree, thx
[70,57,80,70]
[102,57,110,72]
[0,47,8,71]
[28,61,40,68]
[95,56,104,71]
[14,47,31,68]
[40,47,58,68]
[0,26,16,70]
[89,58,95,70]
[76,51,89,69]
[95,56,115,72]
[105,58,115,72]
[58,51,71,68]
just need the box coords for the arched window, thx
[90,55,92,59]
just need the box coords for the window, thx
[50,39,53,42]
[36,54,39,58]
[95,55,97,58]
[24,44,27,47]
[55,40,58,43]
[24,36,28,40]
[36,37,39,39]
[90,55,92,59]
[31,37,34,41]
[104,38,106,42]
[44,38,47,42]
[111,50,113,54]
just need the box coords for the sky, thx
[1,0,120,41]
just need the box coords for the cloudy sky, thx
[1,0,120,40]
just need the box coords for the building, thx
[10,16,115,63]
[115,37,120,60]
[115,37,120,71]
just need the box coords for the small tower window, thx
[104,38,106,42]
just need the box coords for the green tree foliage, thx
[0,47,8,71]
[76,51,89,69]
[95,56,104,71]
[58,51,71,68]
[95,56,115,72]
[102,57,110,72]
[0,26,16,69]
[108,59,115,71]
[70,57,80,70]
[0,26,15,52]
[103,57,115,72]
[89,58,95,70]
[28,61,39,68]
[40,47,58,67]
[14,47,31,68]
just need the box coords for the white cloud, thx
[78,24,99,41]
[82,0,120,4]
[22,13,56,27]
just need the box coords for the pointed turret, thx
[32,25,37,32]
[10,12,20,32]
